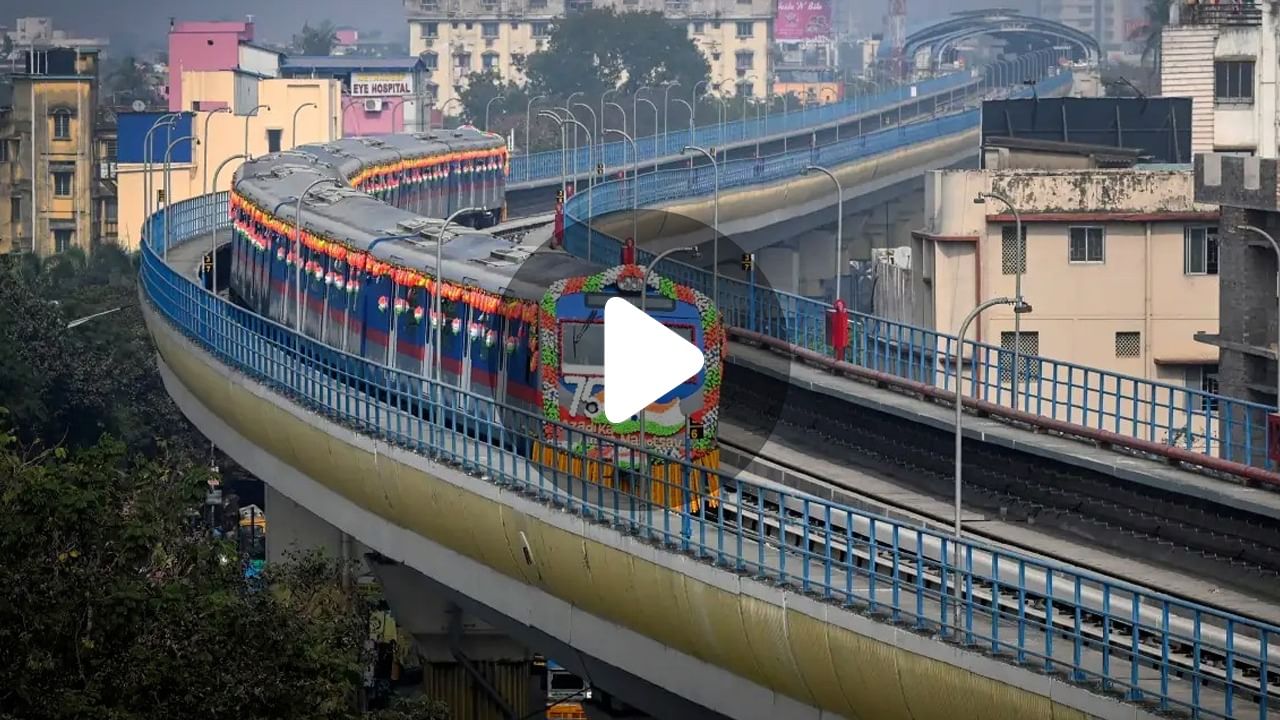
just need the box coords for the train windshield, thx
[561,322,605,371]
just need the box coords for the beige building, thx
[404,0,774,109]
[915,166,1221,440]
[0,48,108,256]
[1161,0,1275,157]
[114,71,343,249]
[1038,0,1138,58]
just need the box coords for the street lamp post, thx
[1236,224,1280,406]
[291,102,317,149]
[564,117,594,260]
[662,81,681,152]
[639,244,700,471]
[435,207,486,386]
[601,88,618,140]
[538,110,568,208]
[634,85,653,141]
[294,177,341,332]
[484,94,506,132]
[605,128,639,246]
[144,114,179,237]
[952,294,1031,627]
[201,107,232,196]
[636,97,659,172]
[682,146,719,305]
[525,93,547,180]
[567,92,585,190]
[572,102,598,179]
[804,166,843,304]
[974,191,1025,410]
[162,134,198,259]
[208,153,247,293]
[243,104,270,160]
[553,105,578,193]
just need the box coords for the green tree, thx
[525,8,708,98]
[1129,0,1173,80]
[0,426,448,720]
[105,56,155,104]
[294,21,339,56]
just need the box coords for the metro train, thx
[227,127,723,508]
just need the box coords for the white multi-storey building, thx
[1161,0,1276,157]
[404,0,774,109]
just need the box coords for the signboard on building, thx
[775,0,832,41]
[349,72,414,98]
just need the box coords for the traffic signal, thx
[688,422,706,441]
[202,253,213,275]
[555,189,565,203]
[740,252,754,272]
[596,162,604,176]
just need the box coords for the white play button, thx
[603,296,705,424]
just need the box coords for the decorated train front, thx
[535,264,723,510]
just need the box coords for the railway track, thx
[721,364,1280,603]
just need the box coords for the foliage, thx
[0,427,447,720]
[0,248,198,456]
[294,21,339,56]
[524,8,708,98]
[104,56,155,105]
[456,70,561,152]
[1129,0,1172,83]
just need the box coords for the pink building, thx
[281,56,434,136]
[167,20,255,111]
[334,27,359,46]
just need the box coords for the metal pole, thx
[606,128,638,245]
[640,245,698,472]
[682,146,719,305]
[953,294,1020,629]
[208,153,247,293]
[572,102,598,178]
[244,104,270,160]
[525,94,546,180]
[543,109,569,206]
[292,102,317,149]
[144,114,179,242]
[202,107,231,196]
[1237,225,1280,406]
[485,94,505,132]
[663,81,681,154]
[162,134,196,258]
[564,118,593,259]
[295,177,340,332]
[636,97,659,172]
[975,191,1024,410]
[567,92,584,193]
[435,207,485,386]
[805,166,843,304]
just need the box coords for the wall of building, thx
[405,0,773,108]
[115,75,341,249]
[167,20,255,112]
[922,169,1220,437]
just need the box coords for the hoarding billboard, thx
[775,0,832,41]
[350,72,414,97]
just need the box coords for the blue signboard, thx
[117,111,196,164]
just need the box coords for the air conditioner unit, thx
[363,98,384,112]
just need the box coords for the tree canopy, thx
[104,56,155,105]
[293,21,339,56]
[524,9,709,98]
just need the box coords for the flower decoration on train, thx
[377,296,389,313]
[450,318,462,335]
[394,297,409,315]
[413,306,425,323]
[485,330,497,348]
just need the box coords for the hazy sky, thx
[7,0,1038,54]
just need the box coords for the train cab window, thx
[560,321,604,375]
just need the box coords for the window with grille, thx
[998,331,1039,384]
[1185,364,1219,414]
[1000,225,1027,275]
[532,22,551,36]
[1215,60,1254,105]
[266,128,282,154]
[53,171,72,197]
[1115,331,1140,357]
[422,22,438,38]
[422,52,438,70]
[482,22,499,37]
[1184,226,1219,275]
[1068,226,1105,263]
[454,52,471,70]
[736,50,753,70]
[482,52,499,70]
[736,21,754,37]
[53,111,71,140]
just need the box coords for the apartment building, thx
[404,0,774,108]
[0,47,112,256]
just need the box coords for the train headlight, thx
[616,276,644,293]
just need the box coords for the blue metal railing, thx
[559,70,1278,470]
[508,70,982,183]
[142,191,1275,720]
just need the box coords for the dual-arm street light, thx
[485,95,506,132]
[605,128,638,245]
[243,104,270,160]
[636,97,659,172]
[208,153,247,292]
[162,134,198,258]
[144,114,180,237]
[682,145,719,305]
[537,110,568,205]
[572,102,599,179]
[294,177,342,331]
[974,190,1026,410]
[201,107,231,196]
[435,207,486,387]
[803,166,843,305]
[662,81,681,153]
[525,94,547,179]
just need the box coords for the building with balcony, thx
[0,48,113,257]
[281,56,432,136]
[166,19,283,113]
[404,0,774,108]
[1161,0,1275,157]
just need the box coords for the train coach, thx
[227,128,723,510]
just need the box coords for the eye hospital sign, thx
[349,72,415,97]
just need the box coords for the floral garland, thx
[228,191,538,325]
[350,147,510,195]
[537,264,724,458]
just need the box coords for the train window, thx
[560,321,604,373]
[665,325,696,344]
